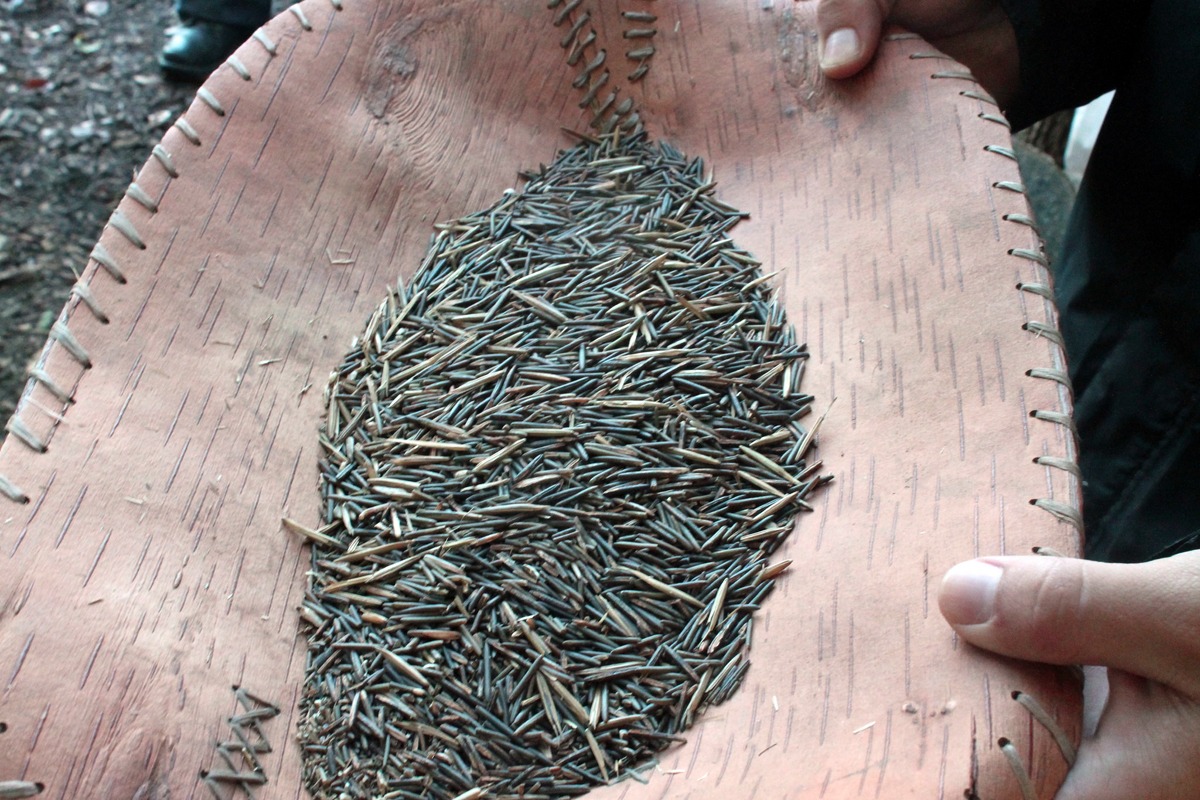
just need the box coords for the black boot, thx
[159,18,256,83]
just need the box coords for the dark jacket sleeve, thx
[998,0,1156,129]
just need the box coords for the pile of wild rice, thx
[295,130,828,800]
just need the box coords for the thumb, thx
[1056,669,1200,800]
[816,0,886,79]
[938,551,1200,695]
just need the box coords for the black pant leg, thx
[1055,0,1200,563]
[176,0,272,29]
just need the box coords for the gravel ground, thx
[0,0,193,420]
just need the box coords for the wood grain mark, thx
[738,747,755,785]
[11,581,32,617]
[748,684,761,738]
[280,447,303,509]
[165,390,190,446]
[684,725,705,779]
[887,501,899,566]
[164,438,190,493]
[816,481,830,550]
[846,612,855,718]
[27,702,49,753]
[224,548,246,614]
[715,732,736,786]
[993,338,1006,401]
[54,485,87,548]
[309,148,337,211]
[952,229,966,289]
[938,724,950,800]
[259,48,296,123]
[131,534,153,583]
[888,279,897,332]
[224,180,249,224]
[151,228,180,279]
[6,632,33,690]
[912,278,922,350]
[204,96,239,159]
[109,364,146,437]
[935,227,947,290]
[830,580,838,658]
[856,724,873,794]
[11,470,55,557]
[818,608,825,661]
[957,392,965,461]
[77,634,103,689]
[998,496,1006,555]
[931,320,939,370]
[867,497,880,569]
[314,0,338,58]
[982,177,1000,242]
[320,34,356,104]
[81,529,111,587]
[982,673,993,748]
[125,278,159,342]
[923,551,930,619]
[253,119,281,170]
[206,152,232,200]
[74,710,105,794]
[874,711,893,798]
[819,674,830,745]
[159,322,180,356]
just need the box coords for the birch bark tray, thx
[0,1,1082,798]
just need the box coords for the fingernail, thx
[940,560,1002,625]
[820,28,860,70]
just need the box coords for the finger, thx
[1055,669,1200,800]
[815,0,886,79]
[937,551,1200,694]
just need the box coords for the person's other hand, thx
[816,0,1020,107]
[939,551,1200,799]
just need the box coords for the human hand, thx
[939,551,1200,799]
[815,0,1020,107]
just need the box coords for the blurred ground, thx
[0,0,192,420]
[0,5,1077,422]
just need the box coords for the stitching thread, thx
[226,55,252,80]
[4,417,46,454]
[107,209,145,249]
[71,281,110,324]
[173,117,202,145]
[288,5,313,31]
[950,67,1083,533]
[998,737,1038,800]
[124,182,159,213]
[152,144,179,177]
[200,686,280,799]
[49,322,91,368]
[0,0,316,488]
[196,87,226,116]
[937,54,1083,797]
[0,474,29,503]
[89,242,126,283]
[1012,690,1077,766]
[28,369,73,404]
[551,0,653,132]
[252,29,278,56]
